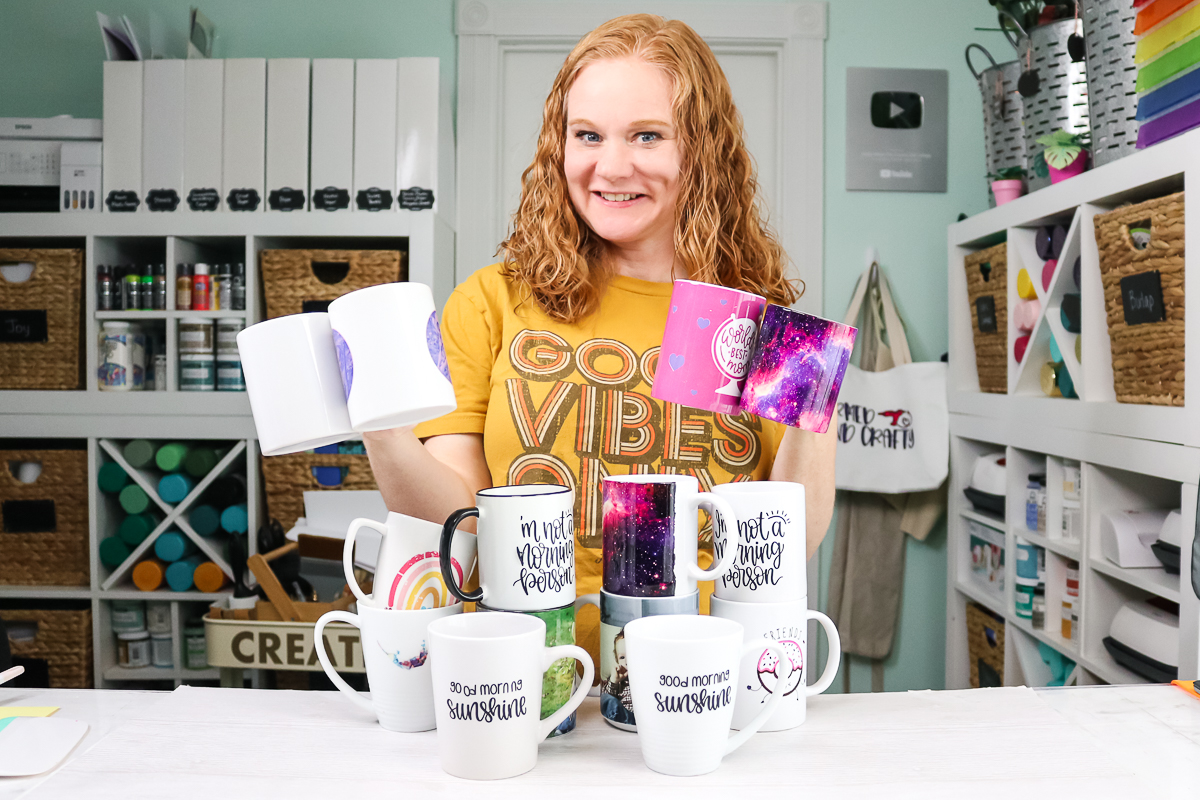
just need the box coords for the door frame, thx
[455,0,827,314]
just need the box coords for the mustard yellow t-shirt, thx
[415,264,786,658]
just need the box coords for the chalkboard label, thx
[226,188,261,211]
[2,499,56,534]
[312,186,350,211]
[356,187,393,212]
[975,296,997,333]
[0,310,48,343]
[1120,270,1166,326]
[105,190,140,212]
[302,300,332,314]
[146,189,180,212]
[269,187,307,211]
[398,186,435,210]
[187,188,220,211]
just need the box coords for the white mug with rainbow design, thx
[344,512,477,610]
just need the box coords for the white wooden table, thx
[4,684,1199,799]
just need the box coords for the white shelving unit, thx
[946,130,1200,689]
[0,209,455,688]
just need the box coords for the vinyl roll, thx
[155,442,191,473]
[184,447,223,478]
[1075,334,1082,362]
[132,558,166,592]
[154,530,198,562]
[166,554,206,592]
[1051,225,1067,260]
[1041,259,1057,292]
[98,462,130,494]
[1058,364,1077,399]
[1014,334,1031,363]
[1060,293,1081,333]
[123,439,156,469]
[220,503,249,535]
[189,504,222,537]
[118,483,151,515]
[157,473,196,504]
[99,536,132,569]
[1040,362,1063,397]
[1072,256,1081,290]
[1049,334,1062,363]
[1017,269,1038,300]
[1014,299,1041,333]
[117,512,158,546]
[206,474,246,507]
[193,561,227,593]
[1035,226,1054,260]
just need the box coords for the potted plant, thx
[987,166,1027,205]
[1032,129,1090,184]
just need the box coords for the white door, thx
[456,0,827,314]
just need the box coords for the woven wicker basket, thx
[261,452,377,532]
[964,243,1008,394]
[259,249,405,320]
[1094,192,1185,406]
[0,448,88,586]
[0,606,92,688]
[0,249,83,389]
[966,602,1005,688]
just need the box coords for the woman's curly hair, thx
[499,14,801,322]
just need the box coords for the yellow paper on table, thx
[0,707,58,719]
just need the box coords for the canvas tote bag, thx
[834,264,948,493]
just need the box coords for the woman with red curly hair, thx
[364,14,835,653]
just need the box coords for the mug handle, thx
[440,508,482,603]
[724,640,789,756]
[804,609,841,697]
[343,517,389,605]
[574,594,601,696]
[314,610,374,714]
[538,644,595,741]
[687,493,740,582]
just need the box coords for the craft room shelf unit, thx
[945,129,1200,689]
[0,209,456,688]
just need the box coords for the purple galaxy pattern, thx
[602,481,677,597]
[739,305,857,432]
[332,329,354,400]
[426,311,451,382]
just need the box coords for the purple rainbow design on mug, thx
[602,480,676,597]
[426,311,451,382]
[739,305,856,432]
[331,329,354,400]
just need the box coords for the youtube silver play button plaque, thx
[846,68,947,193]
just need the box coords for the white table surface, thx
[3,683,1199,799]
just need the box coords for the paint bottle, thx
[98,462,130,493]
[123,266,140,310]
[166,554,206,592]
[188,504,221,537]
[146,601,172,635]
[192,263,211,310]
[158,473,195,504]
[231,262,246,310]
[155,350,168,391]
[124,439,157,469]
[97,264,114,311]
[154,530,198,562]
[184,624,207,669]
[193,561,226,593]
[215,263,233,310]
[176,263,193,310]
[155,442,191,472]
[153,263,168,310]
[151,633,173,668]
[139,266,154,310]
[117,630,151,668]
[132,558,167,591]
[111,600,146,632]
[99,536,132,569]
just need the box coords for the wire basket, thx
[259,249,405,320]
[1094,191,1185,406]
[1082,0,1140,167]
[0,606,92,688]
[964,243,1009,394]
[967,44,1028,203]
[0,448,89,586]
[261,452,378,532]
[966,603,1005,688]
[0,248,83,389]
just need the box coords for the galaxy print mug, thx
[441,485,575,612]
[712,481,806,603]
[575,590,700,731]
[476,601,580,738]
[314,602,461,732]
[342,512,477,610]
[709,595,840,731]
[652,280,767,415]
[326,282,457,432]
[602,474,740,598]
[739,305,857,432]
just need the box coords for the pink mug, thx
[651,280,766,415]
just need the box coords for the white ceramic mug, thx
[428,612,594,780]
[712,481,806,602]
[343,512,477,610]
[602,474,739,598]
[314,602,461,732]
[326,283,457,431]
[709,595,840,731]
[237,312,354,456]
[441,485,575,612]
[623,615,790,777]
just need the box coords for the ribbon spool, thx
[1051,225,1068,259]
[1017,268,1038,300]
[1049,333,1062,362]
[1041,362,1063,397]
[1014,333,1031,363]
[1014,298,1041,333]
[1058,363,1077,398]
[1042,259,1058,291]
[1075,334,1081,362]
[1060,293,1081,333]
[1072,255,1081,289]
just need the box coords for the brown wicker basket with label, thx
[261,452,378,532]
[1094,191,1184,406]
[259,249,405,320]
[0,606,92,688]
[964,243,1008,393]
[966,602,1005,688]
[0,248,83,389]
[0,448,89,586]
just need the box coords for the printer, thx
[0,117,102,212]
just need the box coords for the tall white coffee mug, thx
[237,312,355,456]
[428,612,594,780]
[441,485,575,612]
[623,615,791,777]
[709,595,840,731]
[712,481,806,602]
[326,283,456,431]
[314,602,461,732]
[343,512,477,610]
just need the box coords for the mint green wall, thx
[1,0,1011,692]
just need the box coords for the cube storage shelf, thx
[948,131,1200,688]
[0,210,455,687]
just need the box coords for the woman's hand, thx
[362,429,492,531]
[768,424,837,559]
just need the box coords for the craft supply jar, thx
[184,624,207,670]
[179,320,214,355]
[1031,584,1046,630]
[117,629,151,668]
[98,321,143,392]
[110,600,146,633]
[146,601,172,635]
[179,354,216,391]
[151,633,173,668]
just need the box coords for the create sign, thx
[205,621,365,673]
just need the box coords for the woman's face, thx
[564,57,682,251]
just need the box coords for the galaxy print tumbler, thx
[739,305,857,433]
[601,474,740,598]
